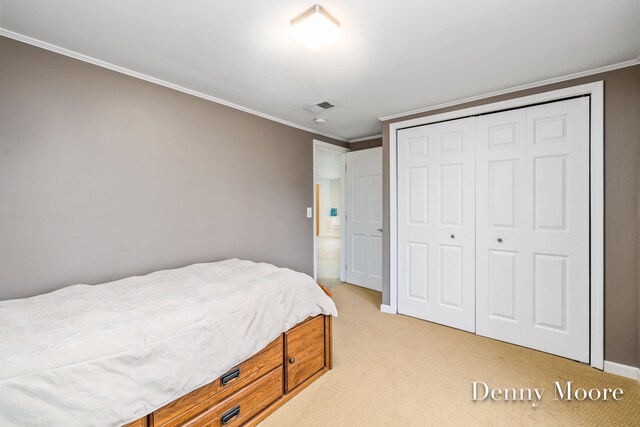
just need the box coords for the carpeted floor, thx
[261,284,640,426]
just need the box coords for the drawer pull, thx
[220,368,240,386]
[221,405,240,425]
[289,357,295,364]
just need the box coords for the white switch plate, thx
[306,207,313,218]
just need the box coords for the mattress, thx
[0,259,337,426]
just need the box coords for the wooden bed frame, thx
[124,285,333,427]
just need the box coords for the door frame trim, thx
[387,82,604,369]
[313,140,349,282]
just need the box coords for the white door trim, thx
[313,140,349,282]
[387,82,604,369]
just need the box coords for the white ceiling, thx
[1,0,639,141]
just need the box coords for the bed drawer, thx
[183,366,283,427]
[284,315,325,391]
[154,336,283,427]
[123,417,147,427]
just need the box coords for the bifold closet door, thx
[476,97,590,363]
[397,118,476,332]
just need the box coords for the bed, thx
[0,259,337,426]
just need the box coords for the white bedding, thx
[0,259,337,426]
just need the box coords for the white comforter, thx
[0,259,337,426]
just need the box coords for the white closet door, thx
[345,148,383,291]
[526,98,590,362]
[475,109,529,346]
[476,97,590,362]
[397,118,476,332]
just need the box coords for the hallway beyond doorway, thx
[317,236,341,288]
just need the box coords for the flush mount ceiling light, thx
[290,4,341,51]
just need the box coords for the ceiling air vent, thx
[317,101,334,109]
[304,101,337,115]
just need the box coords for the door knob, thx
[450,234,455,239]
[497,238,503,243]
[289,357,295,364]
[377,228,383,233]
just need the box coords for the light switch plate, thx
[306,207,312,218]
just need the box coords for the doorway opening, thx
[313,140,348,288]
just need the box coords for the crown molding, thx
[4,27,638,142]
[349,134,382,143]
[379,57,640,122]
[0,28,349,143]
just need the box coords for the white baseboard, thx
[380,304,395,314]
[604,360,640,382]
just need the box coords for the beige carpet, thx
[261,284,640,426]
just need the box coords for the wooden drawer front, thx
[183,366,283,427]
[285,315,325,392]
[123,417,147,427]
[155,336,283,427]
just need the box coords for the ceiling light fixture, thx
[290,4,341,51]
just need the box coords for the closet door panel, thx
[489,160,517,228]
[476,109,528,346]
[398,118,475,332]
[525,98,590,362]
[488,249,517,320]
[477,98,590,362]
[398,129,433,315]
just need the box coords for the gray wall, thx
[382,65,640,368]
[0,36,347,300]
[350,137,382,151]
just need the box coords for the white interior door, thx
[476,97,590,362]
[345,148,382,291]
[397,118,476,332]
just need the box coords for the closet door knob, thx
[497,238,503,243]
